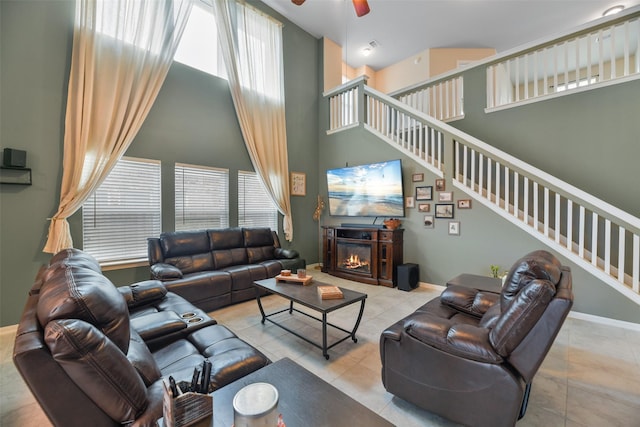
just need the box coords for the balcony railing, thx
[487,10,640,111]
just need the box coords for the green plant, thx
[490,265,501,278]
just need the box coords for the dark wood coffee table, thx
[211,357,393,426]
[253,278,367,359]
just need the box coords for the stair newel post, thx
[357,75,369,129]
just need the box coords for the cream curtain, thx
[43,0,192,253]
[212,0,294,241]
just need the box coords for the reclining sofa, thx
[380,250,574,427]
[13,248,270,427]
[148,227,305,311]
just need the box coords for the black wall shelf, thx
[0,167,32,185]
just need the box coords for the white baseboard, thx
[568,311,640,331]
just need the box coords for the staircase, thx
[324,76,640,304]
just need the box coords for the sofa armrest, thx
[150,263,183,281]
[119,280,168,309]
[440,285,500,318]
[274,248,299,259]
[402,313,503,363]
[130,311,187,342]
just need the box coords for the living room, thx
[1,0,640,426]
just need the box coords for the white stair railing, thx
[396,76,464,122]
[324,78,640,304]
[487,10,640,111]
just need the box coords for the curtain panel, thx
[212,0,294,241]
[43,0,192,253]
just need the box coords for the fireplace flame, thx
[343,253,370,270]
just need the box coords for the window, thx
[83,157,161,264]
[174,2,226,78]
[555,76,598,92]
[175,163,229,231]
[238,171,278,231]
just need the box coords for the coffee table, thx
[211,357,394,426]
[253,278,367,359]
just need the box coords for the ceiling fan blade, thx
[352,0,370,17]
[291,0,305,5]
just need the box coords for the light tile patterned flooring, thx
[2,269,640,426]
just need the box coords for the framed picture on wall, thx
[418,203,431,212]
[291,172,306,196]
[415,186,433,201]
[435,203,454,219]
[448,221,460,236]
[435,179,446,191]
[458,199,472,209]
[412,173,424,182]
[405,196,415,208]
[424,215,434,228]
[438,192,453,202]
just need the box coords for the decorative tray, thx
[275,274,313,285]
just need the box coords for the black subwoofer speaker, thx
[397,263,419,291]
[3,148,27,168]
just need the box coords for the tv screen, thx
[327,159,405,217]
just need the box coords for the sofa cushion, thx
[166,252,215,275]
[209,228,244,250]
[501,250,561,309]
[247,245,276,263]
[128,330,163,386]
[160,230,210,258]
[37,262,130,353]
[212,248,248,269]
[45,319,148,423]
[46,248,102,274]
[243,227,275,248]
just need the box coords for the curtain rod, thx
[197,0,284,28]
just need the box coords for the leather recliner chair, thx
[380,250,574,427]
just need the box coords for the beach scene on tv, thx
[327,160,404,217]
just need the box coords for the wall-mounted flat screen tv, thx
[326,159,405,217]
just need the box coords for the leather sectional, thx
[13,248,270,427]
[147,227,305,311]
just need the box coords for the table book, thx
[317,285,344,300]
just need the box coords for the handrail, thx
[324,78,640,303]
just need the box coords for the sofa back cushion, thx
[212,248,248,269]
[37,261,131,353]
[490,278,556,356]
[501,250,561,309]
[209,228,244,250]
[160,230,210,258]
[47,248,102,273]
[243,228,276,263]
[45,318,148,423]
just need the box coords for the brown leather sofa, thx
[380,250,573,427]
[148,227,305,311]
[13,249,270,427]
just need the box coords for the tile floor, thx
[2,269,640,426]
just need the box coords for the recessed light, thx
[362,47,372,57]
[603,5,624,16]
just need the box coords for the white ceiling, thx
[260,0,639,70]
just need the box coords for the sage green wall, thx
[318,70,640,324]
[0,0,319,326]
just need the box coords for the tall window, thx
[82,157,161,264]
[174,2,226,78]
[238,171,278,231]
[175,163,229,231]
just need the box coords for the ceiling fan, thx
[291,0,370,18]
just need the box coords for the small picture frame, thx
[415,186,433,201]
[448,221,460,235]
[291,172,306,196]
[412,173,424,182]
[458,199,472,209]
[423,215,434,228]
[418,203,431,213]
[435,179,446,192]
[405,196,415,208]
[435,203,454,219]
[438,192,453,202]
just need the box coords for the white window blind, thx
[238,171,278,231]
[175,163,229,231]
[83,157,161,264]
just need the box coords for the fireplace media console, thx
[322,226,403,287]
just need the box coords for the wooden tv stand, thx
[322,226,403,287]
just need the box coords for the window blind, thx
[175,163,229,231]
[238,170,278,231]
[83,157,161,263]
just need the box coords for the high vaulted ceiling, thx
[261,0,639,70]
